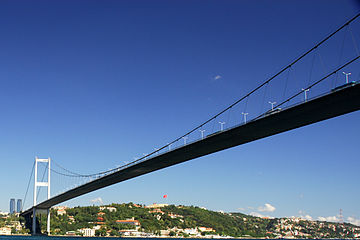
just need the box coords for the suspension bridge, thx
[20,13,360,235]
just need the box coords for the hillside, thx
[32,202,360,238]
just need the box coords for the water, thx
[0,237,170,240]
[0,236,347,240]
[0,237,245,240]
[0,236,110,240]
[0,237,195,240]
[0,237,276,240]
[0,237,181,240]
[0,237,259,240]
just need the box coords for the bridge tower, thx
[33,157,51,235]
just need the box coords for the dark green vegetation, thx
[162,205,269,237]
[18,203,360,238]
[37,203,270,237]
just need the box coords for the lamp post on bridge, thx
[241,112,249,124]
[182,136,188,145]
[302,88,310,102]
[199,129,206,139]
[154,148,159,155]
[342,72,351,83]
[269,101,276,111]
[219,122,225,131]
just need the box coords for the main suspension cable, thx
[45,12,360,180]
[22,161,35,212]
[99,12,360,176]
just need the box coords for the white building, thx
[160,230,170,236]
[107,207,117,212]
[0,227,11,235]
[119,229,141,236]
[145,203,168,208]
[198,227,215,232]
[93,225,102,230]
[184,228,198,235]
[53,206,67,216]
[99,206,117,212]
[79,228,95,237]
[0,211,9,216]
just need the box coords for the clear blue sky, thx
[1,0,360,225]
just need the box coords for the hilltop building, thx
[99,206,117,212]
[9,199,15,214]
[145,203,168,208]
[116,218,140,226]
[53,206,68,215]
[16,199,22,213]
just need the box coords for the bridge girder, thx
[21,84,360,217]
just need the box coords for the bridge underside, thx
[21,84,360,219]
[22,210,41,235]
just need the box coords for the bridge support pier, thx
[24,208,41,235]
[32,208,36,234]
[47,208,50,234]
[32,157,51,235]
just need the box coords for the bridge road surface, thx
[21,83,360,217]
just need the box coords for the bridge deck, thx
[21,83,360,217]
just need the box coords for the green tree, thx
[95,228,107,236]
